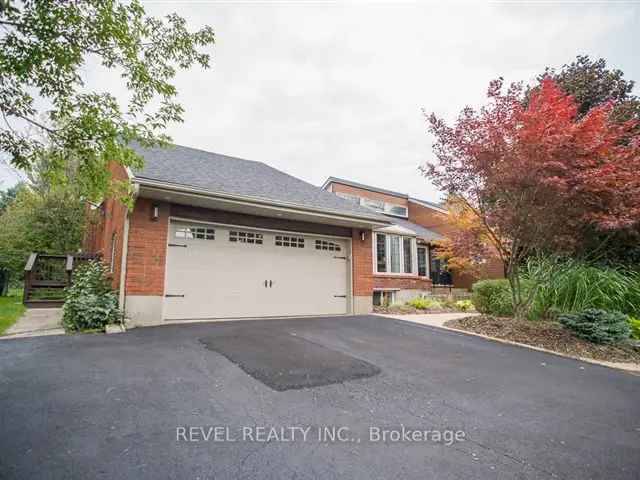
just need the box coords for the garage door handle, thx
[334,295,347,298]
[269,280,273,288]
[264,280,268,288]
[165,294,185,298]
[168,243,187,248]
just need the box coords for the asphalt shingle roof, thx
[385,216,443,242]
[131,144,388,221]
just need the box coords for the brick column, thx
[124,198,169,326]
[351,228,373,314]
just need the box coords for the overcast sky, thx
[1,1,638,203]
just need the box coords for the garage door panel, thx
[164,222,349,320]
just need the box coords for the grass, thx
[0,288,26,335]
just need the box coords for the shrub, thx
[471,279,513,316]
[454,299,474,311]
[62,260,121,331]
[407,297,443,310]
[558,309,631,344]
[629,317,640,340]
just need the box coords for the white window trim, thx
[373,232,418,276]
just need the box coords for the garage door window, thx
[275,235,304,248]
[315,239,341,252]
[176,226,215,240]
[229,230,263,244]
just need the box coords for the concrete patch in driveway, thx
[200,330,381,391]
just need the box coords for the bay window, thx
[375,233,415,274]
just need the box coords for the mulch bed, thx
[445,315,640,365]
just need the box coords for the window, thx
[376,234,386,272]
[403,237,412,274]
[375,233,415,274]
[333,192,409,218]
[373,290,395,307]
[417,246,428,277]
[429,246,452,285]
[275,235,304,248]
[335,192,360,205]
[109,233,117,274]
[389,235,401,272]
[315,239,341,251]
[176,226,215,240]
[229,230,263,244]
[361,198,385,211]
[384,204,408,218]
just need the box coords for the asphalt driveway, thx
[1,315,638,479]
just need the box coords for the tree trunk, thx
[506,259,528,320]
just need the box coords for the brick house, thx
[86,144,501,326]
[321,177,504,292]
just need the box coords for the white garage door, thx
[164,221,350,320]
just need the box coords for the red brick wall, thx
[330,182,407,208]
[123,202,353,297]
[124,198,169,296]
[373,275,432,290]
[351,228,373,297]
[408,201,453,235]
[408,200,504,289]
[83,163,129,290]
[454,259,505,289]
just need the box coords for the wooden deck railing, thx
[23,253,99,308]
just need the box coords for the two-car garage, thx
[163,220,351,320]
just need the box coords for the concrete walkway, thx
[374,311,479,327]
[2,308,64,339]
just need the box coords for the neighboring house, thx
[85,144,497,327]
[321,177,504,292]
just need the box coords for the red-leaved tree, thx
[424,78,640,318]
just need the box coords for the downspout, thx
[118,181,139,322]
[118,213,130,313]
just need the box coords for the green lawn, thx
[0,289,26,335]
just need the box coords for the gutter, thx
[134,177,391,227]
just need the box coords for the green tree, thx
[0,185,86,280]
[0,183,22,214]
[535,55,640,122]
[0,0,215,201]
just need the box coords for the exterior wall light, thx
[151,204,160,221]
